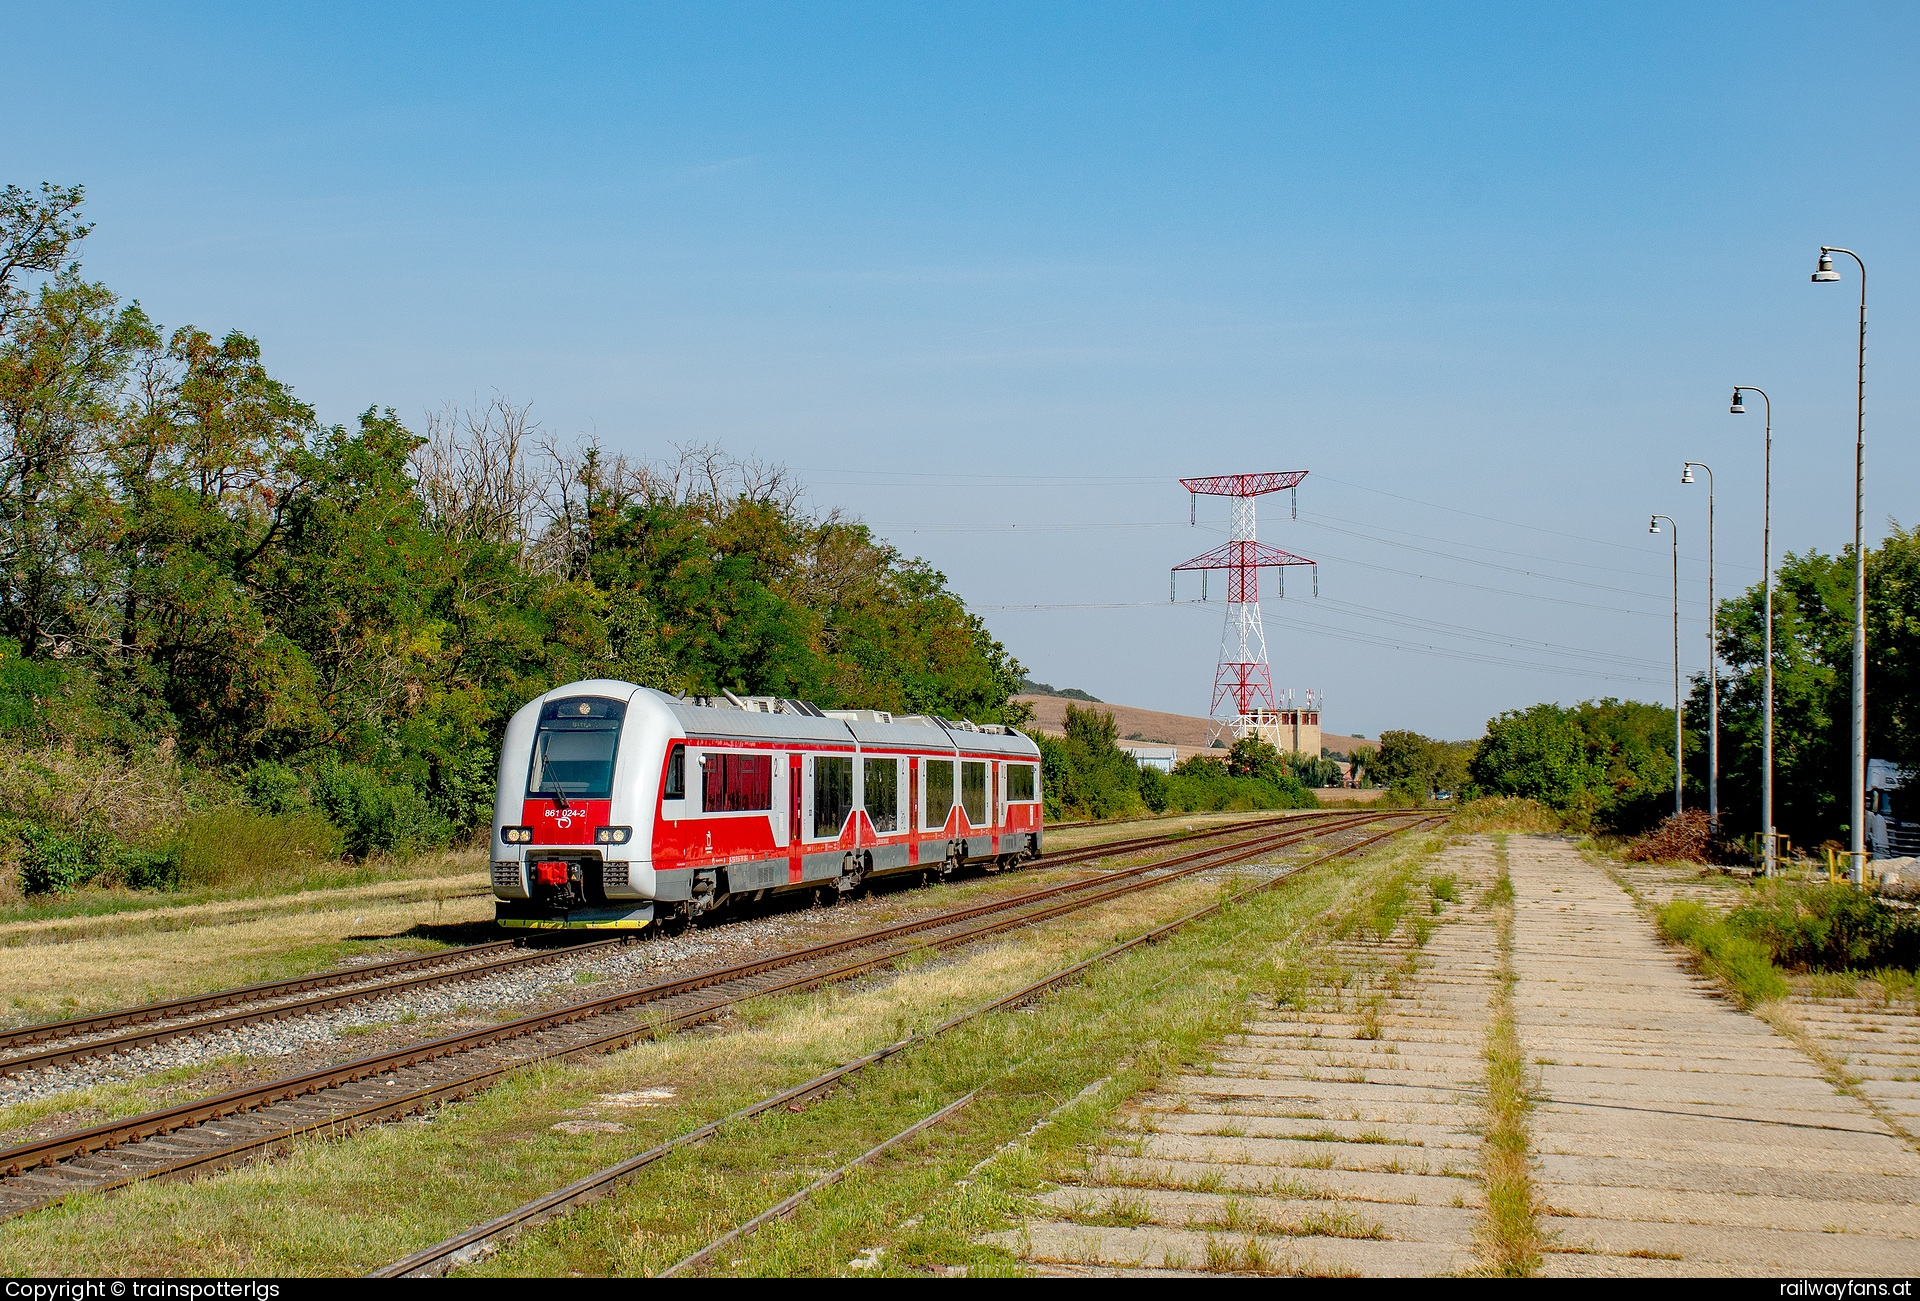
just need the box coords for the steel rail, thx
[0,812,1317,1079]
[0,941,620,1077]
[0,941,524,1053]
[375,814,1438,1278]
[0,812,1417,1211]
[659,1091,979,1277]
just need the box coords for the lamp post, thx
[1682,460,1717,831]
[1730,387,1776,876]
[1812,247,1868,886]
[1650,513,1683,818]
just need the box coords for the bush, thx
[1163,770,1318,813]
[172,808,345,888]
[15,822,94,895]
[1657,898,1790,1005]
[1447,796,1564,835]
[310,760,449,858]
[244,760,308,814]
[1136,764,1169,813]
[1035,705,1147,820]
[115,844,181,891]
[1728,882,1920,972]
[0,640,65,739]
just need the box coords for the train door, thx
[788,758,803,877]
[771,753,789,846]
[993,763,1003,827]
[908,758,920,864]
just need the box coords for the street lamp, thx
[1650,513,1683,819]
[1730,386,1776,876]
[1683,461,1717,832]
[1812,246,1868,886]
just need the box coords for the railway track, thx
[0,811,1322,1080]
[378,813,1443,1278]
[0,809,1422,1219]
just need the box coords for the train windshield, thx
[528,697,626,802]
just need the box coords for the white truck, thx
[1866,758,1920,861]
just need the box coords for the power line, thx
[974,598,1685,686]
[1299,509,1760,585]
[1295,517,1689,605]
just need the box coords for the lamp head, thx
[1812,251,1840,283]
[1729,389,1745,415]
[1648,516,1661,535]
[1682,465,1696,485]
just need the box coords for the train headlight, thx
[502,826,533,844]
[594,826,632,845]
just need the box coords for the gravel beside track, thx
[0,811,1417,1219]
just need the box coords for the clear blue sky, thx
[6,2,1916,738]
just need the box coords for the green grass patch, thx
[1656,899,1790,1006]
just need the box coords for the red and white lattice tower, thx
[1170,471,1319,747]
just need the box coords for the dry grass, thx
[1446,798,1564,836]
[0,867,490,1026]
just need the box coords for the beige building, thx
[1234,707,1321,759]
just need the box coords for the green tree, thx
[1470,704,1603,808]
[1227,732,1287,783]
[1466,698,1676,831]
[1693,532,1920,850]
[0,183,1038,874]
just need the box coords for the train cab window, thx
[1006,762,1036,802]
[925,759,955,829]
[528,697,625,801]
[704,752,773,812]
[813,756,854,838]
[663,745,686,800]
[864,758,900,833]
[961,761,988,826]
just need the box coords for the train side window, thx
[961,761,987,826]
[925,759,955,829]
[863,757,900,833]
[705,752,773,812]
[664,745,686,800]
[1006,762,1036,802]
[814,756,854,838]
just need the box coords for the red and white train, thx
[489,679,1045,930]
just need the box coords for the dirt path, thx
[994,839,1499,1276]
[1508,836,1920,1276]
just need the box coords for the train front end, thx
[490,679,670,930]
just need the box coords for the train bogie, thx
[490,682,1044,930]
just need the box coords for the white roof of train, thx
[555,681,1039,757]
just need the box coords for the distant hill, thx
[1013,693,1371,761]
[1017,678,1103,703]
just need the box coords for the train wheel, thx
[834,853,867,899]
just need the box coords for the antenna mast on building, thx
[1170,471,1320,749]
